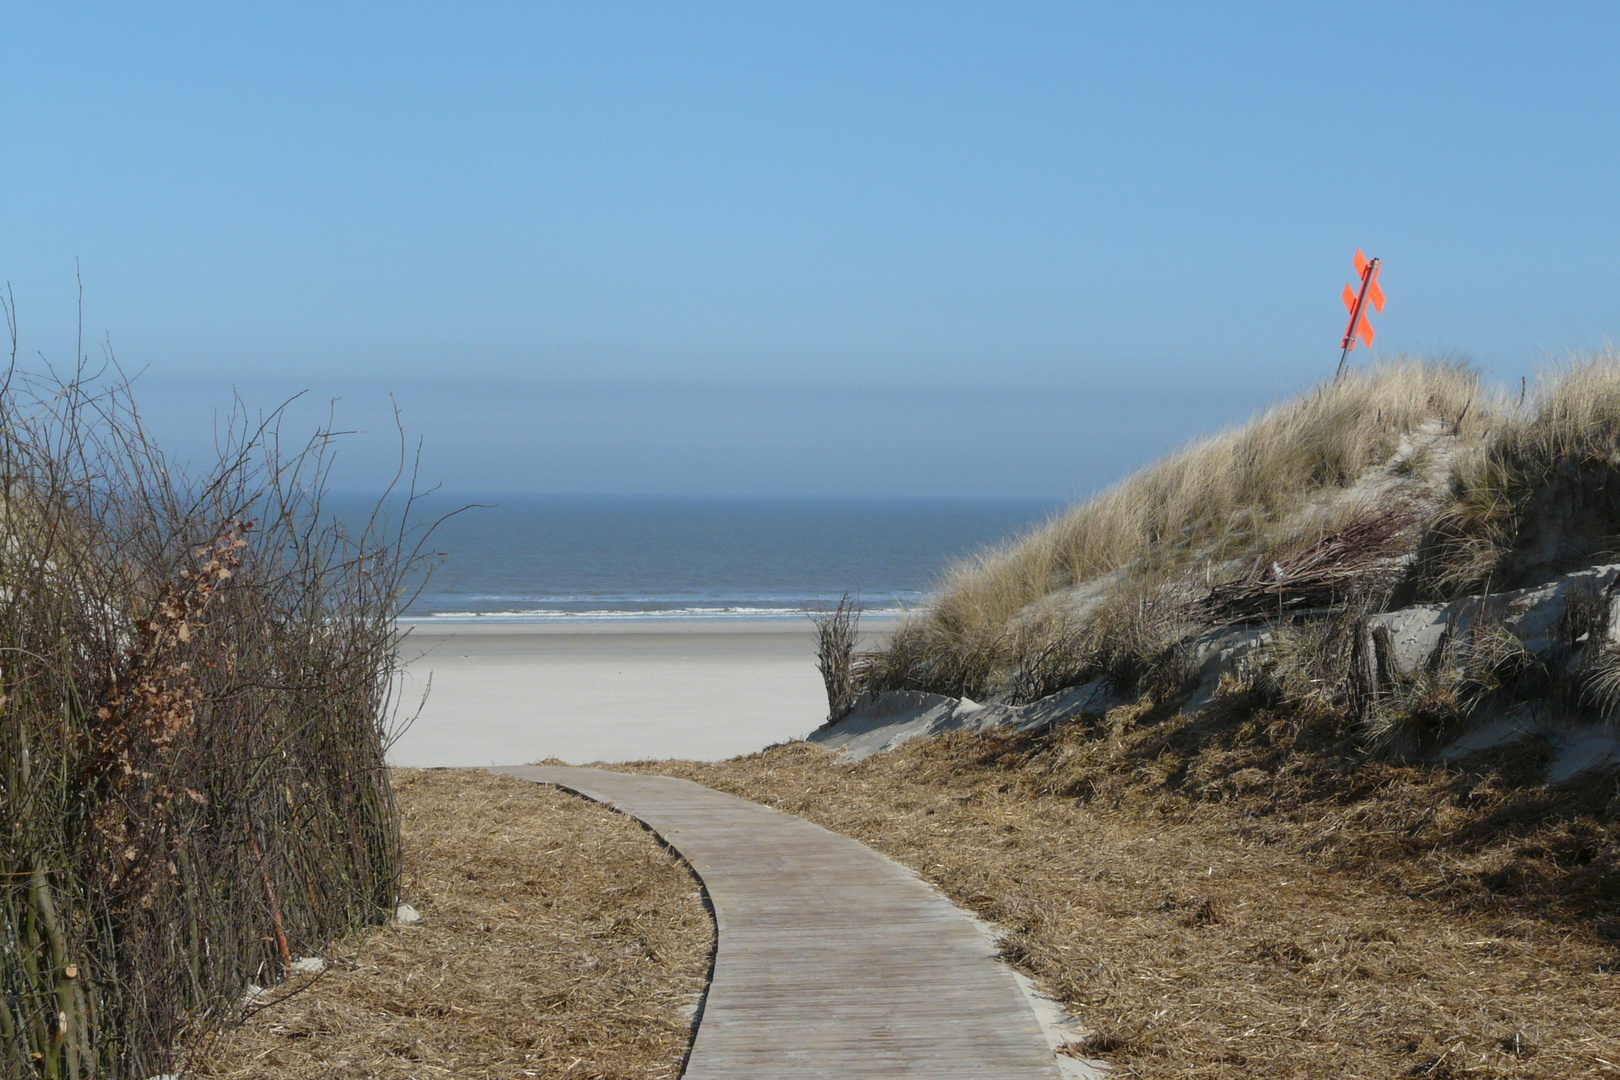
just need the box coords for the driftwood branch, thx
[1196,503,1421,626]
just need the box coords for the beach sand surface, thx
[390,619,892,766]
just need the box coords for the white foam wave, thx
[401,604,913,624]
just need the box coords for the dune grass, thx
[862,357,1620,711]
[1424,352,1620,596]
[936,361,1485,629]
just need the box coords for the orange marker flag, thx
[1336,249,1383,379]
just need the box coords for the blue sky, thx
[4,4,1618,497]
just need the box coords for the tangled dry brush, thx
[0,301,431,1078]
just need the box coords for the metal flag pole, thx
[1335,254,1379,382]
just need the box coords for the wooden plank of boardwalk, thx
[494,765,1061,1080]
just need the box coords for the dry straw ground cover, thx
[620,711,1620,1080]
[192,769,711,1080]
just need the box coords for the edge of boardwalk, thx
[494,765,1100,1080]
[489,768,722,1076]
[546,771,720,1078]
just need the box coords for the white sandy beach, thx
[389,618,895,767]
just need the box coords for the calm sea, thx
[343,495,1061,622]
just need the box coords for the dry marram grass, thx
[874,359,1495,700]
[1426,352,1620,594]
[937,360,1487,628]
[192,769,712,1080]
[790,355,1620,1074]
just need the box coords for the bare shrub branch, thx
[0,349,437,1077]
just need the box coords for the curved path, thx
[495,765,1063,1079]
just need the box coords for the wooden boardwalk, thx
[495,765,1062,1079]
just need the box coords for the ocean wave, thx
[411,591,925,606]
[399,604,914,624]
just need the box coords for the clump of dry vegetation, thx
[192,769,712,1080]
[1424,356,1620,595]
[811,592,861,724]
[0,298,425,1077]
[621,711,1620,1079]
